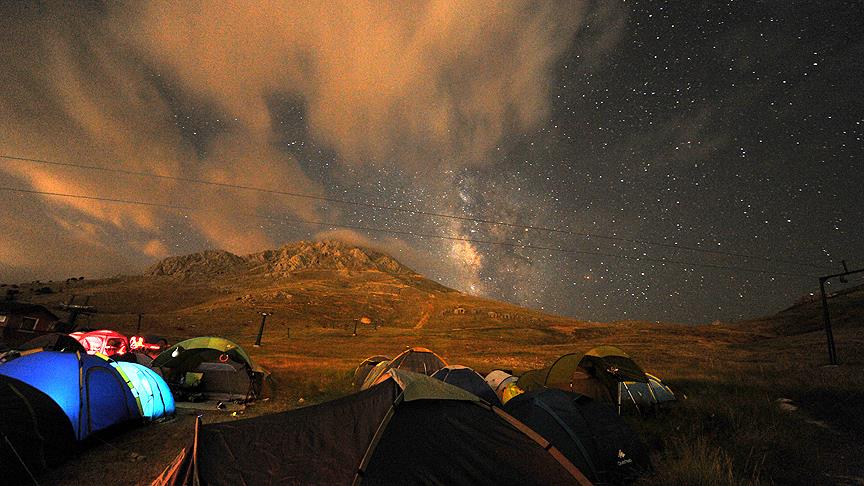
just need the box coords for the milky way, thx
[1,1,861,323]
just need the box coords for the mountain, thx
[19,240,576,338]
[147,241,416,278]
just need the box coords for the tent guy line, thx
[0,154,832,271]
[0,185,820,279]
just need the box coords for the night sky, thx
[1,1,861,323]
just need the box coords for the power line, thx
[0,185,820,279]
[0,154,832,270]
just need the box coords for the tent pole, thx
[623,382,641,415]
[3,433,40,485]
[353,393,403,485]
[617,382,622,415]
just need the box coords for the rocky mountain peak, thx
[146,240,415,278]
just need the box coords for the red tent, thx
[70,330,129,357]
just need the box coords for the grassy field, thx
[31,318,864,485]
[10,253,864,485]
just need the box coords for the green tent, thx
[353,355,391,391]
[152,336,267,401]
[544,352,613,402]
[152,336,261,372]
[516,368,549,392]
[575,346,674,413]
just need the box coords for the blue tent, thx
[111,361,175,420]
[432,365,502,406]
[0,351,141,440]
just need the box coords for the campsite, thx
[1,242,863,484]
[1,2,862,484]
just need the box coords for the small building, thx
[0,302,69,348]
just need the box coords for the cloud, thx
[122,1,595,169]
[0,1,624,282]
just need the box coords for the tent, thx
[1,333,87,364]
[387,347,447,375]
[432,365,501,406]
[70,330,129,357]
[485,369,517,393]
[360,347,447,390]
[352,355,390,390]
[505,388,650,484]
[152,337,267,401]
[545,352,614,402]
[578,346,676,413]
[579,346,648,385]
[621,372,676,408]
[18,332,86,354]
[0,375,76,482]
[111,361,175,420]
[528,346,675,413]
[154,369,591,485]
[360,359,392,390]
[516,367,549,392]
[115,351,155,367]
[0,351,141,440]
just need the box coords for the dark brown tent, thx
[387,347,447,375]
[153,370,591,485]
[0,375,76,482]
[18,333,86,354]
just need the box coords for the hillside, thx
[741,282,864,336]
[5,241,864,485]
[16,240,580,339]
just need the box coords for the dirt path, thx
[413,303,433,329]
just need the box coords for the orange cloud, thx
[0,1,624,281]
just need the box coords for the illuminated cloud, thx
[0,1,622,282]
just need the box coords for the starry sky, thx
[0,1,861,323]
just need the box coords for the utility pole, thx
[818,261,863,365]
[254,312,271,347]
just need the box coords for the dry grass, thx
[14,276,864,485]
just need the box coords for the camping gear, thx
[154,369,591,485]
[0,374,76,482]
[486,370,520,403]
[387,346,447,375]
[360,359,393,390]
[360,347,447,390]
[505,388,650,484]
[545,352,614,402]
[115,351,155,367]
[522,346,676,413]
[516,368,549,392]
[622,372,676,408]
[129,335,169,356]
[0,351,141,440]
[0,332,88,363]
[152,336,267,401]
[352,355,390,390]
[71,330,129,357]
[18,332,86,353]
[432,365,501,406]
[111,361,175,420]
[578,346,675,413]
[501,382,526,404]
